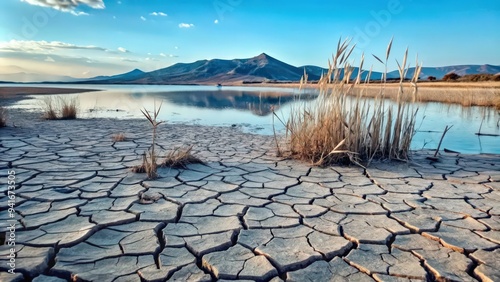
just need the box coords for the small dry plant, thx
[42,96,58,120]
[132,102,163,179]
[281,38,421,166]
[112,133,126,142]
[162,145,203,169]
[41,96,79,120]
[0,106,7,127]
[60,97,78,119]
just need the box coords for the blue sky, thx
[0,0,499,78]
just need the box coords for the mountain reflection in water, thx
[150,90,315,116]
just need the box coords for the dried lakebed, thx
[0,113,499,282]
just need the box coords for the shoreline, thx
[0,86,101,99]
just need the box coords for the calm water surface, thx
[5,84,500,154]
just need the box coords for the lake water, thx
[5,84,500,154]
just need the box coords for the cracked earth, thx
[0,113,499,282]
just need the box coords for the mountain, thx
[86,68,145,82]
[388,64,500,80]
[2,55,498,84]
[80,53,323,85]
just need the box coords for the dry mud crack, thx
[0,116,499,281]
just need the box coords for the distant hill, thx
[388,64,500,80]
[84,53,321,84]
[85,68,146,82]
[1,54,498,84]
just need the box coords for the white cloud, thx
[117,47,128,53]
[44,56,55,62]
[117,1,121,4]
[20,0,105,12]
[169,54,178,58]
[178,23,194,28]
[150,12,167,16]
[214,19,219,24]
[140,16,146,21]
[159,53,166,57]
[174,46,178,49]
[0,40,107,52]
[71,11,89,16]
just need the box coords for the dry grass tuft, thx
[131,151,158,178]
[162,145,203,169]
[41,96,79,120]
[0,106,7,127]
[112,133,126,142]
[60,97,78,119]
[279,38,420,166]
[42,96,58,120]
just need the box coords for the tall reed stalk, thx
[283,38,421,166]
[140,101,163,179]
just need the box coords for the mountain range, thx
[1,53,499,84]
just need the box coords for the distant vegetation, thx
[442,72,500,82]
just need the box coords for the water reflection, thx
[150,90,312,116]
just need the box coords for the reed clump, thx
[132,102,162,179]
[0,106,7,127]
[281,38,421,166]
[41,96,79,120]
[42,97,58,120]
[162,145,203,169]
[60,97,78,119]
[112,133,126,142]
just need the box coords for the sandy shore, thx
[0,86,101,98]
[0,106,498,281]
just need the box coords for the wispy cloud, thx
[150,12,167,16]
[122,58,138,62]
[44,56,55,62]
[214,19,219,24]
[160,53,178,58]
[20,0,105,13]
[0,40,108,52]
[140,16,146,21]
[117,47,129,53]
[178,23,194,28]
[71,11,89,16]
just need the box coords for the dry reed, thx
[162,145,203,169]
[0,106,7,127]
[112,133,126,142]
[42,96,58,120]
[41,96,79,120]
[280,38,421,166]
[60,97,78,119]
[133,102,163,179]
